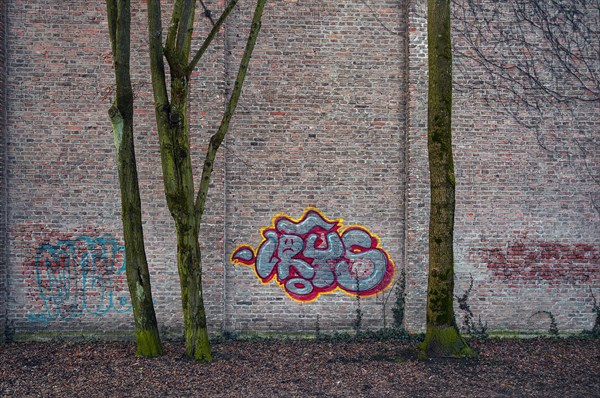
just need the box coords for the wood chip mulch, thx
[1,337,598,397]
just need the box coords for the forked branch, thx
[194,0,267,225]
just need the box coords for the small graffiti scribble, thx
[29,234,131,321]
[231,208,395,301]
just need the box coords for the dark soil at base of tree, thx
[1,337,598,397]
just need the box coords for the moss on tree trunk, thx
[146,0,266,361]
[106,0,163,357]
[177,228,212,361]
[420,0,473,358]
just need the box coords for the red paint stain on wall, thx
[477,237,599,284]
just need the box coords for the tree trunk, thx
[176,227,212,361]
[170,74,212,360]
[146,0,212,361]
[419,0,473,358]
[106,0,162,357]
[146,0,266,361]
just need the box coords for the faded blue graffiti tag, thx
[29,234,131,321]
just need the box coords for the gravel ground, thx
[0,337,598,397]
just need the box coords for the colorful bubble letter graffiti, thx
[29,234,131,321]
[231,208,395,301]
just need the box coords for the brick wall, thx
[403,0,599,333]
[0,0,7,342]
[223,0,407,333]
[3,0,407,337]
[5,1,134,334]
[3,0,226,336]
[449,0,599,333]
[1,0,598,339]
[403,0,429,332]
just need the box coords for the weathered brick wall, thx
[224,0,407,333]
[1,0,598,339]
[403,0,599,333]
[3,0,406,338]
[4,0,227,337]
[403,0,428,333]
[450,0,599,333]
[5,1,137,335]
[0,0,7,342]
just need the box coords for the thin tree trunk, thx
[419,0,473,358]
[194,0,267,222]
[106,0,162,357]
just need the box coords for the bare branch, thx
[187,0,238,75]
[166,0,183,55]
[175,0,196,60]
[147,0,176,195]
[195,0,266,225]
[105,0,118,58]
[199,0,216,26]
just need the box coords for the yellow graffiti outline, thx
[231,207,396,302]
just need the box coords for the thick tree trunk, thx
[420,0,473,358]
[106,0,162,357]
[169,75,212,360]
[147,0,212,361]
[176,227,212,361]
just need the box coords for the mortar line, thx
[402,0,417,333]
[221,1,233,334]
[1,0,11,340]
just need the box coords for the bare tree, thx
[106,0,267,361]
[148,0,266,362]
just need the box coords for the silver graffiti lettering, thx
[303,232,344,288]
[276,211,337,234]
[275,234,314,281]
[231,209,395,301]
[255,230,279,279]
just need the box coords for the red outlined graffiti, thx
[231,208,395,302]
